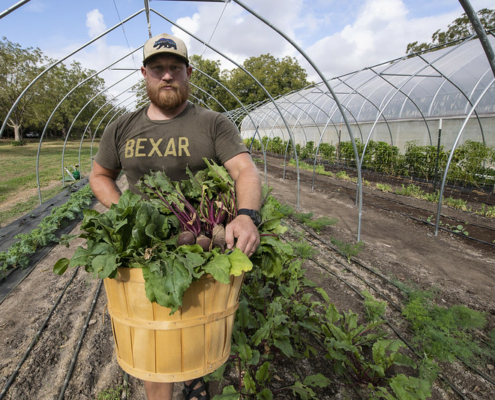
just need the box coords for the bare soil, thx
[0,158,494,399]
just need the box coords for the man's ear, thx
[186,65,193,78]
[141,65,147,78]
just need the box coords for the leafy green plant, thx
[96,385,128,400]
[402,289,486,362]
[0,184,94,272]
[443,197,469,211]
[322,305,431,399]
[335,170,350,180]
[305,216,338,233]
[376,183,392,193]
[476,203,495,218]
[395,184,425,199]
[10,140,26,146]
[362,290,387,322]
[330,237,365,262]
[54,160,262,313]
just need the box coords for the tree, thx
[222,54,311,110]
[0,37,50,140]
[406,8,495,55]
[0,37,109,140]
[189,55,227,112]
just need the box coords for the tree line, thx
[134,53,312,115]
[0,37,127,142]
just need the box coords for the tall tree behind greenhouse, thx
[188,55,226,112]
[0,37,109,141]
[406,8,495,55]
[0,37,49,141]
[221,54,312,110]
[133,53,311,113]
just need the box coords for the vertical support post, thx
[433,118,443,192]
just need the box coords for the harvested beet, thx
[212,224,226,251]
[196,234,212,252]
[177,231,196,246]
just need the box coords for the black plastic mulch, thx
[0,178,97,303]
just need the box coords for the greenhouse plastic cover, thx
[240,35,495,130]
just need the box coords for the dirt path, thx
[0,165,494,399]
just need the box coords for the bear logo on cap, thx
[154,38,177,50]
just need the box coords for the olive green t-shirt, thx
[94,102,248,194]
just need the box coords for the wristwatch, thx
[237,208,262,226]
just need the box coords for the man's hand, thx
[225,215,260,257]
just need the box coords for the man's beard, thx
[146,81,191,110]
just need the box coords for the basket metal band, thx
[107,301,239,330]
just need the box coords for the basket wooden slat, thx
[104,267,244,382]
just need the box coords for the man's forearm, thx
[89,174,122,208]
[234,167,262,211]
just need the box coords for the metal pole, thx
[0,8,145,140]
[434,79,495,235]
[433,119,443,192]
[232,0,363,241]
[458,0,495,78]
[0,0,30,19]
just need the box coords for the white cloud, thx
[86,9,107,39]
[24,0,46,13]
[304,0,464,81]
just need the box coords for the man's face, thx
[142,54,192,110]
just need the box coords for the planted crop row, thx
[246,137,495,189]
[0,185,94,275]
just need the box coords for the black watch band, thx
[237,208,262,226]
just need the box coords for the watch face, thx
[239,209,261,226]
[253,212,261,226]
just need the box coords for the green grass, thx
[0,139,98,225]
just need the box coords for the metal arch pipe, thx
[59,71,138,195]
[0,0,31,19]
[0,8,145,140]
[92,95,136,140]
[231,0,363,240]
[360,44,466,162]
[434,78,495,236]
[421,41,485,142]
[89,100,151,163]
[369,67,433,146]
[190,83,227,112]
[459,0,495,79]
[35,48,143,203]
[190,94,214,110]
[333,77,394,147]
[150,8,301,209]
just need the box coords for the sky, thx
[1,0,494,108]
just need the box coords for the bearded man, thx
[89,33,261,400]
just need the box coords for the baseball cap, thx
[143,33,189,66]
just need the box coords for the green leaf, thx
[303,373,330,388]
[204,253,231,284]
[256,389,273,400]
[53,258,69,275]
[274,337,293,357]
[93,253,119,279]
[212,385,240,400]
[228,248,253,275]
[255,361,271,382]
[243,370,256,394]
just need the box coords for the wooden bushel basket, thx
[103,267,244,382]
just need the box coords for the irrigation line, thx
[58,279,103,400]
[289,240,467,399]
[367,192,495,233]
[278,164,495,247]
[288,218,402,290]
[0,267,80,400]
[0,218,83,307]
[285,219,493,395]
